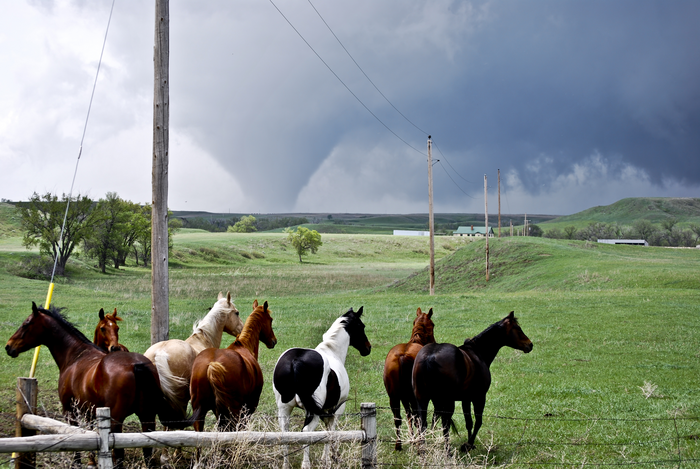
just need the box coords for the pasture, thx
[0,230,698,467]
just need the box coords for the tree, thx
[689,223,700,245]
[528,224,543,237]
[563,226,578,240]
[285,226,322,262]
[228,215,257,233]
[83,193,132,273]
[19,192,95,276]
[632,219,655,241]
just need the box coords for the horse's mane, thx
[40,305,97,348]
[463,314,519,349]
[191,298,235,344]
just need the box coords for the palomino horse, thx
[413,311,533,452]
[273,306,372,469]
[190,299,277,431]
[383,307,435,450]
[5,303,186,468]
[93,308,129,352]
[143,292,243,422]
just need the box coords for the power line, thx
[305,0,429,136]
[432,139,475,184]
[268,0,426,156]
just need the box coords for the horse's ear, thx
[416,307,422,317]
[218,291,224,300]
[253,299,259,309]
[32,302,39,314]
[427,308,433,319]
[112,308,123,321]
[356,306,363,317]
[506,311,515,321]
[227,291,231,305]
[263,300,269,312]
[99,308,105,320]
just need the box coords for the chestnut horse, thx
[383,307,435,450]
[143,292,243,422]
[413,311,533,452]
[5,303,186,468]
[190,299,277,431]
[93,308,129,352]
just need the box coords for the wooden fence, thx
[1,378,377,469]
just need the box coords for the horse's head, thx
[218,291,243,337]
[6,302,49,357]
[502,311,533,353]
[252,299,277,349]
[411,307,435,345]
[342,306,372,356]
[94,308,127,353]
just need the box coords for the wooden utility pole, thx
[497,169,501,238]
[151,0,170,344]
[427,136,435,295]
[524,213,528,237]
[485,174,489,281]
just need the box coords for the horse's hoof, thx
[395,442,402,451]
[459,442,474,452]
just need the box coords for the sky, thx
[1,0,698,216]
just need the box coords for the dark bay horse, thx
[383,307,435,450]
[413,311,533,452]
[273,306,371,469]
[5,303,186,468]
[93,308,129,352]
[190,299,277,432]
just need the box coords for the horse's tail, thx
[133,362,189,430]
[397,354,415,413]
[153,351,190,420]
[207,361,236,414]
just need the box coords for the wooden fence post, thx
[15,377,37,469]
[361,403,377,469]
[97,407,113,469]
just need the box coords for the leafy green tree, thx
[19,192,95,276]
[228,215,257,233]
[632,219,655,241]
[689,223,700,245]
[528,224,543,237]
[83,193,135,273]
[563,226,578,240]
[285,226,322,262]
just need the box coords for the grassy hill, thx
[390,236,700,294]
[0,202,22,238]
[540,197,700,230]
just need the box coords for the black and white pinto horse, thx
[273,307,372,469]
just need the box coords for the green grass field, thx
[0,227,698,467]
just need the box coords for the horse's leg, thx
[460,399,474,452]
[139,416,157,468]
[110,422,125,469]
[434,400,456,454]
[277,403,293,469]
[467,395,486,450]
[301,414,321,469]
[321,414,338,467]
[389,393,403,451]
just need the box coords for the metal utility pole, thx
[427,136,435,295]
[497,169,501,238]
[485,174,489,281]
[151,0,169,344]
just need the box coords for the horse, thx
[273,306,372,469]
[5,302,187,468]
[143,291,243,422]
[93,308,129,352]
[383,307,435,451]
[190,299,277,432]
[413,311,533,453]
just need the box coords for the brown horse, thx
[383,307,435,450]
[93,308,129,352]
[143,292,243,422]
[5,303,186,468]
[413,311,533,452]
[190,299,277,432]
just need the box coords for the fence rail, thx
[3,377,377,469]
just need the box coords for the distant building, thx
[393,230,430,236]
[453,225,494,237]
[597,239,649,246]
